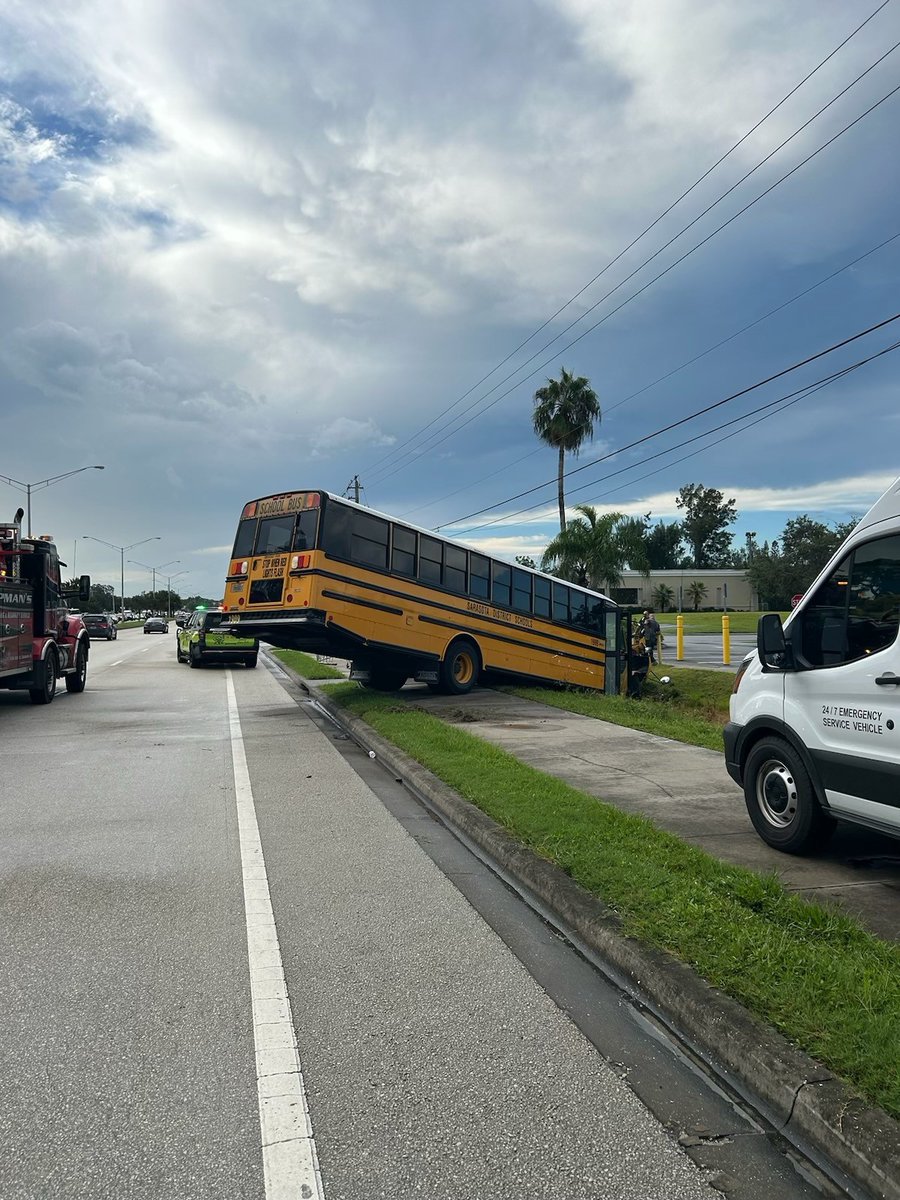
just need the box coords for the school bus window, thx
[533,575,550,618]
[553,583,570,623]
[233,519,256,558]
[513,568,532,614]
[469,554,490,599]
[391,526,416,577]
[570,590,588,627]
[292,509,319,552]
[419,536,442,585]
[256,515,294,555]
[587,601,605,633]
[445,545,467,594]
[492,562,511,607]
[322,503,351,559]
[351,512,389,570]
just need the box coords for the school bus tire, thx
[366,662,408,692]
[439,637,481,695]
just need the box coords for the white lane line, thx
[110,659,124,667]
[225,670,325,1200]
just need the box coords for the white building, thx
[611,569,758,612]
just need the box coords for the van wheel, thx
[743,737,835,854]
[29,649,58,705]
[439,638,480,696]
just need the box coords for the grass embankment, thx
[116,620,143,629]
[502,667,734,751]
[660,610,790,634]
[271,649,345,680]
[328,682,900,1118]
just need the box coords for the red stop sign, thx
[791,593,804,608]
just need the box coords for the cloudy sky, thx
[1,0,899,600]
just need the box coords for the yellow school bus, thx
[223,490,620,694]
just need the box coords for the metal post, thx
[120,549,125,617]
[26,484,32,537]
[722,614,731,666]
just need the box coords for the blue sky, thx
[1,0,898,600]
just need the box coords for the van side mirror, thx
[757,613,791,670]
[79,575,91,603]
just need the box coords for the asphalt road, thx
[0,632,832,1199]
[657,628,756,672]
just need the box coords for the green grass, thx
[329,683,900,1118]
[271,649,345,680]
[501,667,734,751]
[116,620,143,629]
[658,610,790,634]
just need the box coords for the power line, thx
[374,76,900,492]
[456,336,900,537]
[400,229,900,520]
[545,342,899,516]
[361,0,893,482]
[437,311,900,532]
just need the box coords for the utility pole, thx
[345,475,362,503]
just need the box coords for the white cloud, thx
[310,417,395,458]
[0,0,897,600]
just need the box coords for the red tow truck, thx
[0,508,92,704]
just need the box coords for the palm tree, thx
[687,580,707,612]
[533,367,601,531]
[652,583,675,613]
[541,505,629,593]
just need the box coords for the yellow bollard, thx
[676,614,684,661]
[722,614,731,666]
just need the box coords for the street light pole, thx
[129,559,180,614]
[166,570,189,619]
[1,465,105,535]
[83,535,161,614]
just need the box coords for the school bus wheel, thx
[440,637,480,695]
[367,662,408,692]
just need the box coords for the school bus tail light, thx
[290,554,310,570]
[236,560,248,575]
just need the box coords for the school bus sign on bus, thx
[224,490,621,695]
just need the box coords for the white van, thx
[726,476,900,853]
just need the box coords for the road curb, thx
[280,664,900,1199]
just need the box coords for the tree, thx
[532,367,601,532]
[515,555,537,569]
[541,505,631,593]
[85,583,116,613]
[615,515,652,576]
[746,516,857,609]
[676,484,737,568]
[687,580,708,611]
[652,583,676,613]
[645,520,684,570]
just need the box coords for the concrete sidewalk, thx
[398,685,900,943]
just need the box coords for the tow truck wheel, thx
[29,649,58,705]
[65,644,88,694]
